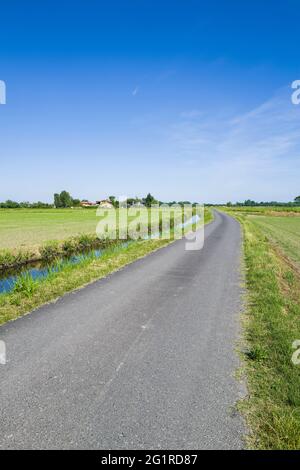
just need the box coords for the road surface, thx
[0,211,245,449]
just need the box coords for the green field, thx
[224,205,300,216]
[249,215,300,267]
[0,207,210,252]
[0,207,213,325]
[0,209,101,250]
[225,208,300,449]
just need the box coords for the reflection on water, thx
[0,215,201,295]
[0,243,132,295]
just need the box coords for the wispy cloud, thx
[132,86,139,96]
[168,85,300,201]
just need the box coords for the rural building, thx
[96,199,114,209]
[80,200,97,207]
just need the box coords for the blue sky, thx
[0,0,300,203]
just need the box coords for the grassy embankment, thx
[0,208,213,326]
[224,207,300,449]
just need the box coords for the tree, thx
[54,193,61,208]
[2,200,20,208]
[54,191,73,208]
[294,196,300,203]
[126,198,135,207]
[143,193,157,207]
[109,195,117,207]
[244,199,256,206]
[59,191,72,207]
[71,198,80,207]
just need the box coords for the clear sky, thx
[0,0,300,203]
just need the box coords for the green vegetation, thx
[203,207,213,225]
[0,207,212,326]
[223,196,300,208]
[0,204,208,251]
[0,200,53,209]
[13,273,39,298]
[54,190,80,208]
[0,208,102,250]
[0,233,119,270]
[224,205,300,216]
[248,216,300,267]
[0,239,170,325]
[226,209,300,449]
[0,249,33,270]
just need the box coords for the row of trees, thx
[0,194,199,209]
[3,193,300,209]
[0,200,53,209]
[108,194,197,208]
[226,197,300,207]
[107,193,159,208]
[0,190,80,209]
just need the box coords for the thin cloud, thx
[167,85,300,201]
[132,86,139,96]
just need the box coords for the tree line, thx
[225,197,300,207]
[0,200,53,209]
[0,191,198,209]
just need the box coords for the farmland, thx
[248,215,300,267]
[0,207,212,325]
[224,205,300,216]
[0,208,102,250]
[224,207,300,449]
[0,207,210,252]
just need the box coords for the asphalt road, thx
[0,210,245,449]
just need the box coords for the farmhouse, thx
[96,199,114,209]
[80,200,97,207]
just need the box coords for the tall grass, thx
[0,249,34,270]
[13,273,38,298]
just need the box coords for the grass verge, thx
[0,238,170,326]
[234,213,300,449]
[0,234,119,270]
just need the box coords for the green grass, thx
[226,209,300,449]
[204,207,213,225]
[248,215,300,267]
[0,206,211,251]
[0,208,213,326]
[224,205,300,216]
[0,238,170,325]
[0,208,105,250]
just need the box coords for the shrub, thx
[0,249,32,269]
[40,241,60,261]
